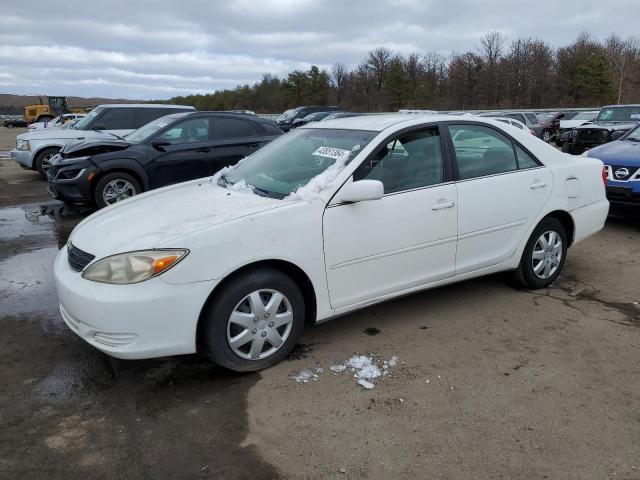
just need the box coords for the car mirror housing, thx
[339,179,384,203]
[151,140,171,151]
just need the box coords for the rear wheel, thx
[35,148,60,179]
[93,172,141,208]
[514,217,567,289]
[541,129,552,142]
[200,268,306,372]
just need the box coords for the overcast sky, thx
[1,0,638,100]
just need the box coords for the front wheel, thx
[541,129,552,142]
[93,172,141,208]
[514,217,567,289]
[35,148,60,179]
[200,268,306,372]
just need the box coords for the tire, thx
[541,129,552,142]
[561,142,581,155]
[7,124,14,130]
[93,172,141,208]
[34,148,60,179]
[514,217,568,289]
[200,267,306,372]
[555,138,564,147]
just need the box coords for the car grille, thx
[578,129,606,143]
[610,165,639,181]
[67,242,95,272]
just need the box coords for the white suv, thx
[11,104,194,178]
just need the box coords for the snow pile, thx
[286,146,358,202]
[227,179,256,194]
[330,355,398,390]
[292,369,318,383]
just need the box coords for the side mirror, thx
[610,131,625,141]
[339,180,384,203]
[151,140,171,151]
[92,123,106,130]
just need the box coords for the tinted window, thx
[158,118,210,144]
[214,118,259,140]
[450,124,518,179]
[505,113,526,123]
[354,128,444,194]
[515,145,539,169]
[95,108,137,130]
[510,120,524,130]
[525,113,539,124]
[260,123,282,135]
[136,108,185,128]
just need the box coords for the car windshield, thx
[73,107,102,130]
[573,112,597,120]
[596,106,640,122]
[623,125,640,142]
[60,120,79,129]
[537,114,554,123]
[125,114,187,143]
[276,109,297,121]
[220,128,377,199]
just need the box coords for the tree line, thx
[169,32,640,113]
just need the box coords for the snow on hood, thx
[69,179,290,260]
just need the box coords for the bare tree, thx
[605,34,640,103]
[330,62,348,104]
[366,47,393,93]
[478,31,506,106]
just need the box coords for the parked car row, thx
[28,113,86,131]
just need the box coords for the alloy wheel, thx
[102,179,137,205]
[226,289,294,360]
[41,153,55,175]
[532,230,562,279]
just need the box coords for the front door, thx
[323,126,458,310]
[146,117,214,188]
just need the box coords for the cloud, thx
[0,0,638,99]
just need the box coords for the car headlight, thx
[16,139,30,151]
[81,249,188,284]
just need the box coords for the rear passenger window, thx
[525,113,539,124]
[136,109,180,128]
[260,123,282,135]
[450,124,517,179]
[214,118,259,140]
[96,108,137,130]
[450,124,540,179]
[353,128,444,194]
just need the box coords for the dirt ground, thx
[0,126,639,479]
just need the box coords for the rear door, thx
[446,122,552,275]
[211,117,265,172]
[146,117,214,188]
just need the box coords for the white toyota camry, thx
[54,115,609,371]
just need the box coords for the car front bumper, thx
[10,149,33,169]
[54,245,218,359]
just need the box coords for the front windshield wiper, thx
[250,185,283,199]
[104,131,128,141]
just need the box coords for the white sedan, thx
[28,113,85,130]
[54,115,609,371]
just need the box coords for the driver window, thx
[353,128,444,194]
[159,118,210,144]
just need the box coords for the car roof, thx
[601,104,640,108]
[97,104,194,109]
[305,113,452,132]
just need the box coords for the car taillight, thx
[602,166,607,185]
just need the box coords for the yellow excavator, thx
[23,96,88,123]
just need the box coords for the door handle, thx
[245,143,260,148]
[529,180,547,189]
[431,200,455,210]
[196,148,211,153]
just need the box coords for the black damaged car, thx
[47,112,282,208]
[561,105,640,155]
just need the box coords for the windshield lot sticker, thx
[312,146,351,160]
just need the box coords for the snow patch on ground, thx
[295,355,398,389]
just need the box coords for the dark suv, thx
[562,105,640,155]
[276,106,340,131]
[47,112,282,208]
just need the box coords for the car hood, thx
[575,121,638,131]
[588,140,640,165]
[17,128,111,142]
[61,139,132,156]
[69,179,293,260]
[559,119,593,129]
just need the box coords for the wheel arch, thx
[90,166,148,203]
[195,259,318,352]
[31,145,62,170]
[545,209,575,247]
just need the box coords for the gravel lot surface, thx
[0,126,638,479]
